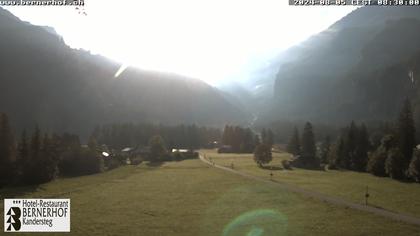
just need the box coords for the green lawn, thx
[201,149,420,219]
[1,159,419,235]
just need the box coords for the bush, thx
[172,152,185,161]
[281,160,292,170]
[130,158,143,165]
[385,148,405,180]
[105,157,122,170]
[366,147,387,177]
[408,149,420,182]
[327,163,338,170]
[217,146,233,153]
[59,148,104,177]
[171,151,198,161]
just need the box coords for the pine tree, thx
[0,113,15,187]
[397,99,416,172]
[149,135,167,162]
[346,121,358,170]
[23,126,42,184]
[336,136,347,168]
[319,135,331,164]
[16,130,28,180]
[385,148,405,179]
[222,125,228,145]
[38,134,58,183]
[287,127,300,156]
[352,123,370,171]
[301,122,318,167]
[241,128,255,153]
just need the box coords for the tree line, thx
[220,125,274,153]
[0,117,225,188]
[0,113,104,187]
[286,99,420,182]
[91,123,221,151]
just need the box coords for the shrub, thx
[172,152,185,161]
[327,162,338,170]
[59,148,104,177]
[281,160,292,170]
[366,147,387,177]
[171,151,198,161]
[408,149,420,182]
[106,157,122,170]
[130,158,143,165]
[385,148,405,180]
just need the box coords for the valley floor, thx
[201,149,420,220]
[1,159,420,235]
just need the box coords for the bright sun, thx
[6,0,356,85]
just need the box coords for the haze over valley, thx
[3,3,420,236]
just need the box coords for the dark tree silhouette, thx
[0,113,15,187]
[286,126,300,156]
[253,144,272,167]
[300,122,318,167]
[149,135,168,162]
[397,99,416,173]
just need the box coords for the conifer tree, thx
[319,135,331,164]
[346,121,358,170]
[22,126,42,184]
[38,134,58,183]
[16,130,28,180]
[353,124,370,172]
[0,113,15,186]
[397,99,416,172]
[287,127,300,156]
[385,148,405,179]
[149,135,167,162]
[301,122,318,167]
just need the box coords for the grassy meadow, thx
[201,149,420,219]
[1,159,420,235]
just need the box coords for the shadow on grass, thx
[0,184,40,198]
[260,165,285,171]
[146,161,164,168]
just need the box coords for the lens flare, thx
[222,209,288,236]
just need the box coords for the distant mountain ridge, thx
[262,7,420,125]
[0,8,250,139]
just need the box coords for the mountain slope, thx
[265,7,420,124]
[0,8,249,138]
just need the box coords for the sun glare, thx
[6,0,355,85]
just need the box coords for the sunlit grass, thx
[1,159,419,235]
[202,149,420,219]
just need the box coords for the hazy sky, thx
[6,1,356,85]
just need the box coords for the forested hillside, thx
[0,8,249,139]
[265,7,420,125]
